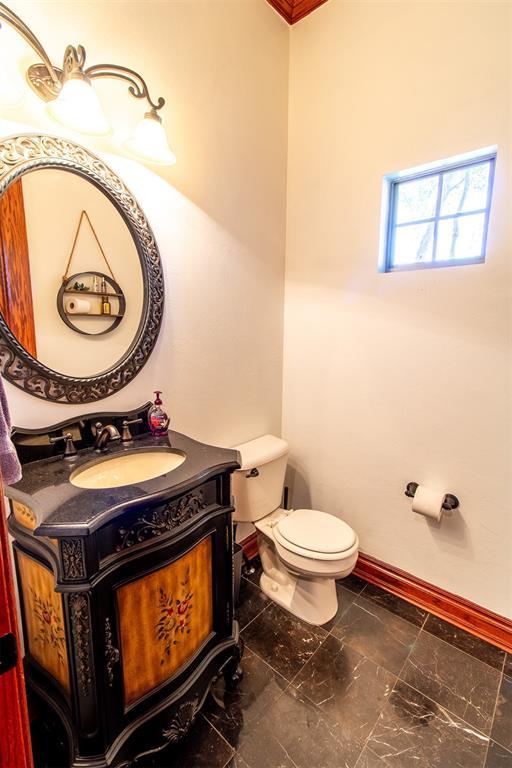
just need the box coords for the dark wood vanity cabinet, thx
[7,428,242,768]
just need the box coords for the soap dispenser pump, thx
[148,391,170,437]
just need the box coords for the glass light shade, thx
[0,75,23,108]
[46,77,110,135]
[126,113,176,166]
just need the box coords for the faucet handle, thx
[49,432,77,458]
[121,418,143,442]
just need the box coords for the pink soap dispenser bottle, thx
[148,391,170,437]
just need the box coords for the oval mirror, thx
[0,135,164,403]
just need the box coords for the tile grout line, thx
[394,674,493,743]
[488,738,512,761]
[353,620,412,766]
[421,615,506,671]
[198,712,236,762]
[419,623,506,673]
[241,640,294,684]
[484,656,512,760]
[285,629,332,691]
[240,573,331,684]
[352,588,430,631]
[358,679,494,768]
[353,624,424,766]
[237,601,271,634]
[359,585,505,673]
[396,623,422,681]
[397,621,500,743]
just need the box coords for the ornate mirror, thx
[0,134,164,403]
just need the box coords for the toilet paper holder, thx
[405,482,459,511]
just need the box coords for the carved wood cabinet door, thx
[97,510,232,750]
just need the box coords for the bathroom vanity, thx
[6,409,242,767]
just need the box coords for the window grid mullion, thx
[395,208,488,229]
[431,173,443,262]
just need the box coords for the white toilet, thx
[232,434,359,626]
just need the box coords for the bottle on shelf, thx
[101,277,111,315]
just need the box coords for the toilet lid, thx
[275,509,356,555]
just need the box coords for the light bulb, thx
[46,77,110,135]
[125,111,176,166]
[0,73,23,108]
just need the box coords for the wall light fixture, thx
[0,2,176,165]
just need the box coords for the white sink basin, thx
[70,449,186,489]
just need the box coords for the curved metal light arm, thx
[85,63,165,113]
[0,1,60,87]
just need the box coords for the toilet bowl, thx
[232,435,359,626]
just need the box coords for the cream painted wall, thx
[284,1,512,616]
[2,0,510,617]
[0,0,289,448]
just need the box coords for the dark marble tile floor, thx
[31,557,512,768]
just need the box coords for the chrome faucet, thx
[94,422,121,453]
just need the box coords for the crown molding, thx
[266,0,329,24]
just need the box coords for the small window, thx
[382,150,496,272]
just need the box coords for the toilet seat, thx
[254,505,359,619]
[274,508,357,561]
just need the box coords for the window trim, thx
[383,151,496,273]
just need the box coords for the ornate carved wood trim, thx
[105,617,120,688]
[116,490,207,551]
[60,538,85,580]
[69,593,92,697]
[162,696,199,743]
[354,552,512,654]
[265,0,329,24]
[0,134,164,404]
[123,696,200,766]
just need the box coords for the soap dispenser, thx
[148,391,170,436]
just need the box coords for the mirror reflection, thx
[0,168,144,377]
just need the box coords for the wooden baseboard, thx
[355,553,512,654]
[241,533,511,652]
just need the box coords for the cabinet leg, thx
[224,636,244,690]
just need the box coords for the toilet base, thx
[259,570,339,626]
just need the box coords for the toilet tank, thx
[232,435,289,523]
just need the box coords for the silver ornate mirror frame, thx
[0,134,164,403]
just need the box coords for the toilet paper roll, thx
[65,298,91,314]
[411,485,445,522]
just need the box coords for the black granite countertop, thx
[5,430,240,537]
